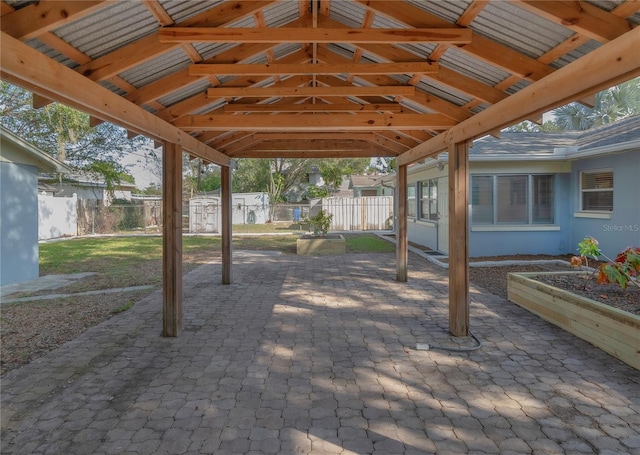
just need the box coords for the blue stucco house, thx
[1,127,70,286]
[388,115,640,259]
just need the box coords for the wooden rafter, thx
[159,27,473,44]
[189,62,439,76]
[1,31,229,166]
[173,113,456,131]
[206,85,416,98]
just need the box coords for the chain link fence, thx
[77,200,163,235]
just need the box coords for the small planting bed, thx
[508,271,640,370]
[296,234,345,256]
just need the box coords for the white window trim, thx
[573,211,612,219]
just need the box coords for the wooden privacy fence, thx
[322,196,394,231]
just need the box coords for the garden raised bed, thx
[508,271,640,370]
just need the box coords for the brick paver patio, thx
[2,251,639,454]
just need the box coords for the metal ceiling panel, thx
[371,12,410,29]
[552,40,602,68]
[328,1,367,27]
[407,0,472,23]
[195,43,238,61]
[98,80,126,97]
[262,1,302,27]
[415,79,472,107]
[158,0,223,23]
[325,43,356,61]
[470,1,574,59]
[52,2,157,60]
[120,48,191,89]
[25,39,76,69]
[273,44,306,61]
[158,78,210,107]
[439,46,511,87]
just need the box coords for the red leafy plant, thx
[571,236,640,290]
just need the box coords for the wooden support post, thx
[162,142,183,337]
[448,141,470,337]
[396,164,408,282]
[221,164,233,284]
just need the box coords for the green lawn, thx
[38,233,395,291]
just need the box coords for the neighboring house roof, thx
[60,171,137,191]
[350,175,382,188]
[0,126,71,173]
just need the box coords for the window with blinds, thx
[470,174,555,225]
[581,170,613,211]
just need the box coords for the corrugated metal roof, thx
[2,0,34,10]
[471,1,573,59]
[3,0,636,156]
[158,78,210,107]
[415,79,472,107]
[552,40,602,68]
[120,48,192,89]
[25,39,76,68]
[263,1,301,27]
[273,44,306,61]
[53,2,157,60]
[328,1,366,28]
[158,0,223,23]
[439,46,511,87]
[407,0,471,23]
[195,43,238,61]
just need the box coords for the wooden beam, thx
[32,93,53,109]
[162,142,183,337]
[221,165,233,285]
[173,113,455,131]
[225,103,404,113]
[252,132,375,140]
[142,0,174,26]
[190,62,439,76]
[1,1,106,40]
[352,1,553,82]
[397,26,640,166]
[448,141,469,337]
[207,86,415,98]
[75,1,275,81]
[159,27,473,44]
[396,164,408,282]
[0,31,229,166]
[232,149,395,159]
[242,139,388,151]
[516,0,632,42]
[314,50,473,122]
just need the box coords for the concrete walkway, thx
[1,251,639,454]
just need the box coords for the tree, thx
[317,158,370,191]
[505,120,561,133]
[552,78,640,131]
[184,158,221,195]
[0,82,148,187]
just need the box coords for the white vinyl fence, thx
[38,193,77,239]
[322,196,393,231]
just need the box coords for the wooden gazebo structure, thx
[2,0,638,337]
